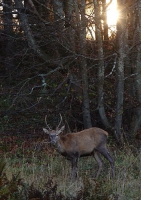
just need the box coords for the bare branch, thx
[105,53,117,78]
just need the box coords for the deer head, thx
[43,114,65,145]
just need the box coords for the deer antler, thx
[45,115,51,130]
[57,113,62,129]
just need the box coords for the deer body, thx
[43,124,115,181]
[56,128,107,155]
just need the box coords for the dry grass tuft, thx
[2,147,141,199]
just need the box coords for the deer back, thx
[57,127,108,156]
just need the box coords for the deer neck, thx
[56,137,65,153]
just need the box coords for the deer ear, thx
[58,125,65,134]
[43,128,50,134]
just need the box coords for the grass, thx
[1,144,141,200]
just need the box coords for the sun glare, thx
[106,0,118,27]
[86,0,118,39]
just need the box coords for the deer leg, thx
[96,147,115,178]
[94,151,103,179]
[71,156,78,181]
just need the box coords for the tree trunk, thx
[132,0,141,134]
[52,0,64,29]
[14,0,56,66]
[114,0,127,144]
[64,0,73,28]
[93,0,111,129]
[64,0,75,51]
[80,0,92,129]
[102,0,108,42]
[3,0,14,74]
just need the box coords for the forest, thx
[0,0,141,199]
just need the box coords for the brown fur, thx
[58,128,107,155]
[43,126,114,181]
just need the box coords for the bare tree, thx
[93,0,111,129]
[80,0,92,128]
[114,0,128,144]
[73,0,92,128]
[132,0,141,134]
[51,0,64,29]
[3,0,14,73]
[2,0,140,143]
[14,0,52,63]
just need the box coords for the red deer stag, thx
[43,115,115,181]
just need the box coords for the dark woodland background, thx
[0,0,141,146]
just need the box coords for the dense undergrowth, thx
[0,136,141,200]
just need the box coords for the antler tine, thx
[57,113,62,129]
[45,115,51,130]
